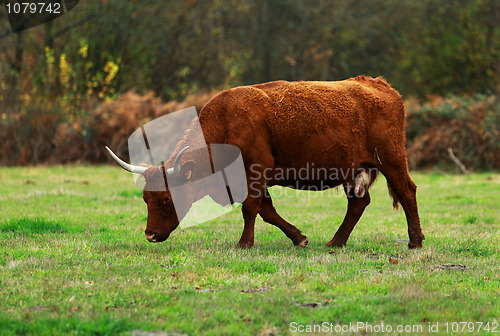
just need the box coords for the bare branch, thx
[447,147,470,175]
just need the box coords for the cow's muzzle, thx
[144,230,169,243]
[145,232,157,242]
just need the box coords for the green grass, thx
[0,166,499,335]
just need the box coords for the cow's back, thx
[256,77,403,170]
[198,76,405,181]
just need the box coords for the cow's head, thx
[105,146,193,243]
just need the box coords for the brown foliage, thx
[83,90,161,163]
[86,89,215,163]
[0,109,59,165]
[406,95,500,171]
[0,90,214,165]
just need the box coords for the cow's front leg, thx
[237,200,261,248]
[234,142,273,248]
[237,165,267,248]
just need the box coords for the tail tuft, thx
[387,182,400,210]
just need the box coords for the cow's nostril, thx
[145,231,157,242]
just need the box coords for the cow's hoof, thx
[292,233,308,247]
[326,239,346,248]
[408,241,423,249]
[295,237,309,248]
[236,241,254,249]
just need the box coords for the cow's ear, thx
[179,160,195,183]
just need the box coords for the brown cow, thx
[107,76,425,249]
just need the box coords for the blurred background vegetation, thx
[0,0,499,169]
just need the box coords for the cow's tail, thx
[387,182,400,210]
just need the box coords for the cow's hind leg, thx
[327,190,371,247]
[259,189,308,247]
[380,166,424,249]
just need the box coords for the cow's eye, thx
[163,196,170,203]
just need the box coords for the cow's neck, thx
[164,113,223,175]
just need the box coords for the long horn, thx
[166,146,190,176]
[105,146,148,175]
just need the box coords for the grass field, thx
[0,166,499,335]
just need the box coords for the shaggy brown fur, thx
[137,76,424,249]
